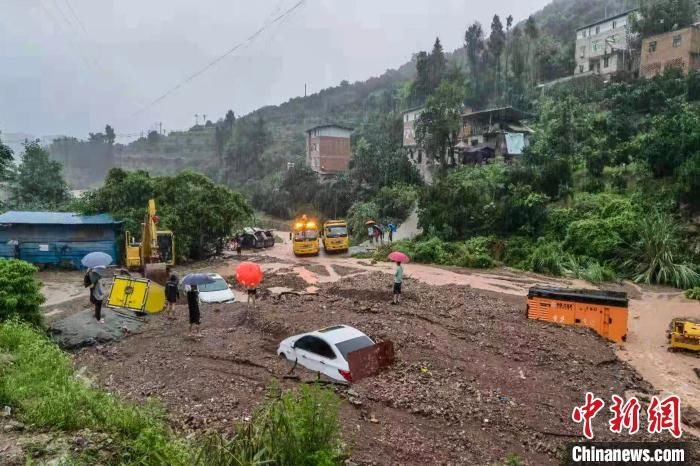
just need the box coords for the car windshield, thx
[326,226,347,237]
[198,278,228,292]
[335,336,374,360]
[294,229,318,241]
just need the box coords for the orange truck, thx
[527,287,628,343]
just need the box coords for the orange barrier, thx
[527,287,628,343]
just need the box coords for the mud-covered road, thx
[62,248,695,464]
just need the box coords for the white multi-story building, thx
[574,9,637,77]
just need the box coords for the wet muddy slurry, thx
[73,270,700,465]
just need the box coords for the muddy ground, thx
[72,270,694,465]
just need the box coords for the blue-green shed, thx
[0,211,120,269]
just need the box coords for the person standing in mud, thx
[392,261,403,305]
[165,274,179,319]
[186,284,201,336]
[247,286,257,308]
[90,268,105,323]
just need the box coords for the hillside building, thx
[640,25,700,78]
[574,9,636,78]
[401,107,434,184]
[305,125,353,179]
[459,107,533,163]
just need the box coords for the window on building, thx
[612,20,617,29]
[582,30,587,38]
[604,56,610,68]
[596,25,600,34]
[649,41,657,53]
[579,64,584,73]
[673,35,682,48]
[592,40,599,51]
[589,62,594,71]
[580,46,586,58]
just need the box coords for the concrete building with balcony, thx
[575,9,636,77]
[305,125,353,179]
[640,25,700,78]
[459,107,533,163]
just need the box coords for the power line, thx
[130,0,306,117]
[63,0,88,35]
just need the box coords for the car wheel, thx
[279,352,289,360]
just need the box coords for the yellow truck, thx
[107,276,166,314]
[322,220,349,253]
[292,216,320,256]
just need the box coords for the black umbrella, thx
[181,273,216,287]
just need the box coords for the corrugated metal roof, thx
[0,211,119,225]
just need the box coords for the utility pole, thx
[195,114,199,126]
[159,122,163,135]
[304,83,307,97]
[203,114,207,125]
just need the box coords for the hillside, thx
[49,0,636,189]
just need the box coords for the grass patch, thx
[194,382,346,466]
[0,319,190,465]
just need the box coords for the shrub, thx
[0,320,190,465]
[624,212,700,289]
[411,237,453,264]
[564,219,623,262]
[194,383,344,466]
[530,241,568,276]
[503,236,537,270]
[685,287,700,300]
[0,259,44,326]
[374,183,419,225]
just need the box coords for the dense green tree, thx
[105,125,116,146]
[225,115,271,180]
[489,15,506,98]
[633,102,700,178]
[147,130,160,145]
[0,134,14,182]
[81,169,252,258]
[225,110,236,130]
[630,0,697,36]
[429,38,447,92]
[10,142,70,210]
[464,22,486,106]
[524,16,539,84]
[415,72,466,167]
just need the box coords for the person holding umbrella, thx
[236,262,263,309]
[388,252,409,305]
[81,253,113,324]
[181,273,216,336]
[186,284,200,336]
[90,266,106,323]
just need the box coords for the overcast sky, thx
[0,0,550,140]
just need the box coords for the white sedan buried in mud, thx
[278,325,375,382]
[196,273,236,304]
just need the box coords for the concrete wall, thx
[640,26,700,78]
[402,109,422,147]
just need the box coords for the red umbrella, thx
[236,261,263,288]
[388,251,410,263]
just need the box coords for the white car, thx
[196,273,236,304]
[277,325,375,382]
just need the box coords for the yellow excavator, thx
[667,318,700,352]
[124,199,175,281]
[107,200,174,315]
